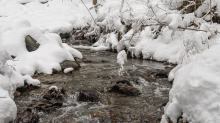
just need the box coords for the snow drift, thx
[0,7,83,122]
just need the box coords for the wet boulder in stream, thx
[43,86,66,100]
[148,69,168,78]
[77,88,99,102]
[108,80,141,96]
[60,60,80,71]
[60,33,70,39]
[29,86,67,112]
[155,70,168,78]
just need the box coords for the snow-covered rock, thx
[49,86,58,92]
[117,50,127,66]
[0,18,82,75]
[64,67,74,73]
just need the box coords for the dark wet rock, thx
[163,62,170,65]
[108,80,141,96]
[25,35,40,52]
[162,102,167,107]
[11,55,16,59]
[74,58,83,63]
[60,33,70,39]
[43,87,66,101]
[34,100,63,112]
[29,87,67,112]
[110,83,141,96]
[21,2,29,5]
[16,81,40,93]
[60,60,80,70]
[41,1,48,4]
[148,69,168,78]
[77,89,99,102]
[90,36,97,43]
[14,91,21,97]
[101,60,108,63]
[26,99,63,112]
[83,58,92,63]
[52,68,60,74]
[155,70,168,78]
[165,67,173,75]
[15,108,39,123]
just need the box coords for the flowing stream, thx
[15,48,173,123]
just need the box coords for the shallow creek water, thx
[15,49,173,123]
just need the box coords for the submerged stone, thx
[60,33,70,39]
[77,89,99,102]
[155,70,168,78]
[34,100,63,112]
[30,87,66,112]
[43,87,66,101]
[52,68,60,74]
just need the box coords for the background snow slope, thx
[0,0,95,34]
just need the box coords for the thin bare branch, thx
[80,0,97,25]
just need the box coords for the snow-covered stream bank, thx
[1,0,220,122]
[15,49,173,122]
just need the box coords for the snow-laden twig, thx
[80,0,97,25]
[148,6,208,32]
